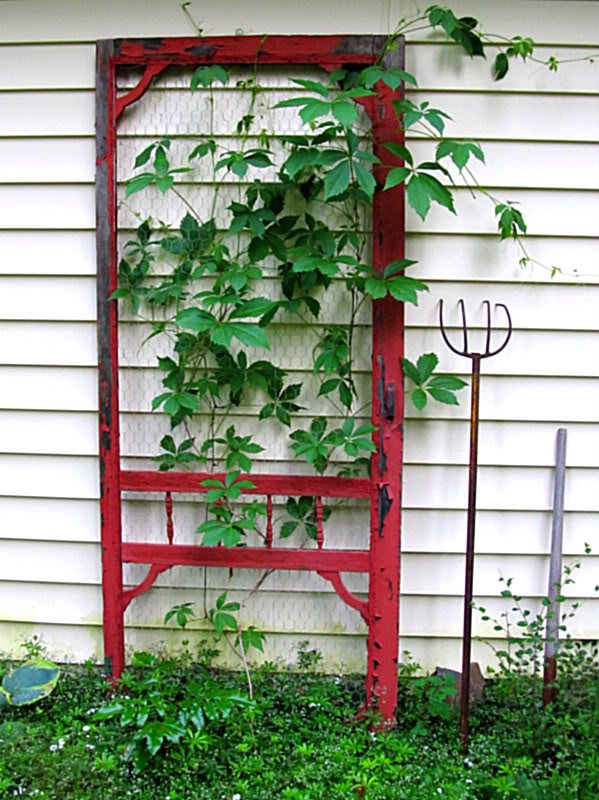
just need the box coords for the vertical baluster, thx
[316,496,324,550]
[266,495,273,548]
[165,491,174,545]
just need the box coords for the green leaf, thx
[155,175,174,194]
[323,159,351,200]
[338,381,353,408]
[416,352,439,383]
[153,146,169,176]
[159,435,177,454]
[134,144,155,168]
[291,78,329,98]
[354,161,376,198]
[384,166,411,190]
[228,323,270,349]
[125,174,156,197]
[401,358,421,386]
[387,275,428,305]
[190,64,228,90]
[332,101,357,128]
[411,388,428,410]
[383,258,418,278]
[493,52,510,81]
[299,100,331,124]
[229,297,276,320]
[427,386,460,405]
[428,375,467,390]
[382,68,418,90]
[176,308,216,331]
[406,174,431,220]
[382,142,414,166]
[418,173,455,213]
[2,660,60,706]
[364,277,388,300]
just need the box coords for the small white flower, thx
[466,779,473,784]
[232,794,242,800]
[86,744,95,750]
[86,708,96,715]
[58,738,65,750]
[49,744,58,752]
[82,725,91,732]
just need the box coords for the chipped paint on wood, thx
[96,34,405,721]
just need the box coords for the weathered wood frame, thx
[96,34,406,721]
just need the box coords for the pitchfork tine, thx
[483,302,513,358]
[439,299,466,356]
[459,299,469,353]
[484,300,492,355]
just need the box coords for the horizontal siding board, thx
[3,41,597,94]
[0,231,96,275]
[409,140,599,191]
[404,90,599,142]
[0,277,96,320]
[0,454,99,499]
[0,367,97,410]
[402,509,597,556]
[1,364,595,424]
[0,411,99,455]
[3,540,596,600]
[1,452,596,512]
[120,184,599,237]
[0,137,95,183]
[406,281,599,331]
[3,90,596,141]
[0,91,95,136]
[408,234,599,284]
[0,322,97,365]
[0,185,94,230]
[0,44,95,89]
[1,275,596,331]
[111,411,599,466]
[403,464,598,512]
[5,137,599,191]
[116,320,599,377]
[2,583,597,641]
[0,497,100,542]
[408,43,599,93]
[1,0,598,45]
[400,552,599,598]
[116,373,598,422]
[405,188,599,238]
[1,494,593,557]
[2,230,594,283]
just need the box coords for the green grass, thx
[0,643,597,800]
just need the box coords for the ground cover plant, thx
[0,632,597,800]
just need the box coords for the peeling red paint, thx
[96,35,405,719]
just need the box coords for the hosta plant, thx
[0,659,60,709]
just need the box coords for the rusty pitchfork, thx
[438,299,512,753]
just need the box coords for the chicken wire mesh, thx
[115,63,373,651]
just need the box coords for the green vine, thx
[114,5,595,662]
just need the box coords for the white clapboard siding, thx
[0,0,598,670]
[4,137,599,191]
[1,0,597,44]
[0,231,96,275]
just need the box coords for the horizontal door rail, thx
[122,542,370,572]
[120,469,371,499]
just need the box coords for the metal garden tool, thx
[439,299,512,752]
